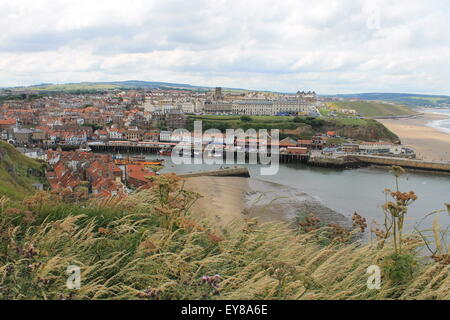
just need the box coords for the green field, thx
[0,141,47,200]
[327,101,417,117]
[188,115,399,142]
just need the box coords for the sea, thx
[423,108,450,134]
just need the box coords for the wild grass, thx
[0,141,47,200]
[0,172,448,300]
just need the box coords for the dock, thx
[86,141,450,174]
[355,155,450,173]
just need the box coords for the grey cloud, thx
[0,0,449,94]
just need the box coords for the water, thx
[423,108,450,135]
[155,154,450,231]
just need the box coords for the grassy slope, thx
[335,93,450,108]
[0,175,448,300]
[188,115,399,142]
[327,101,416,117]
[0,141,46,200]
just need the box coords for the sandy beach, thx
[183,176,249,227]
[183,176,351,228]
[378,113,450,162]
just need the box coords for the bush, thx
[382,253,416,284]
[240,115,252,122]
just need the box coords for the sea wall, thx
[356,155,450,172]
[178,167,250,178]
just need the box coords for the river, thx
[155,155,449,231]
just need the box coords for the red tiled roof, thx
[0,118,16,125]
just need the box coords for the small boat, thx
[114,158,164,166]
[159,149,172,156]
[112,152,123,160]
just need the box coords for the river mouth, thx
[244,179,352,228]
[94,150,450,232]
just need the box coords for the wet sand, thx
[378,113,450,162]
[183,176,351,228]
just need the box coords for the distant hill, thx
[4,80,246,93]
[0,142,46,200]
[332,93,450,109]
[327,100,417,117]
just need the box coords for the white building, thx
[231,99,312,116]
[359,142,393,154]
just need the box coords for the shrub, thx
[240,115,252,122]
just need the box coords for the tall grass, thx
[0,174,448,300]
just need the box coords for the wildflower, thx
[4,208,22,216]
[201,274,222,289]
[352,212,367,233]
[138,288,161,299]
[390,166,406,178]
[139,239,157,253]
[207,233,223,243]
[23,210,36,224]
[98,227,113,235]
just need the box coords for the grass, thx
[0,173,448,300]
[187,115,399,142]
[0,141,47,200]
[327,101,416,117]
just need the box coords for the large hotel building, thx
[203,91,317,116]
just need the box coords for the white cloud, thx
[0,0,449,94]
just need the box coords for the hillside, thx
[0,173,448,300]
[327,100,416,117]
[188,115,400,142]
[0,141,47,200]
[333,93,450,109]
[3,80,247,93]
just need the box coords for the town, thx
[0,87,418,198]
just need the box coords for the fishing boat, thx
[158,148,172,156]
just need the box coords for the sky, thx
[0,0,449,94]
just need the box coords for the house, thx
[124,128,144,141]
[311,135,328,150]
[359,142,393,154]
[287,147,309,155]
[279,137,298,148]
[13,128,33,145]
[165,112,187,130]
[298,139,313,148]
[0,118,16,130]
[96,130,109,141]
[126,164,155,189]
[160,131,172,142]
[107,127,124,140]
[32,129,47,142]
[342,143,359,153]
[143,131,160,141]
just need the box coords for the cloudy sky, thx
[1,0,449,94]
